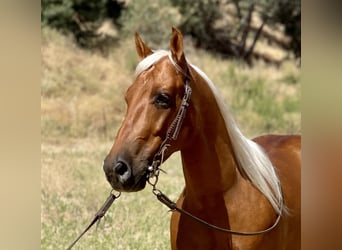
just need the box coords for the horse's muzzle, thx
[103,154,148,192]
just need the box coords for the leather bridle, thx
[147,78,192,178]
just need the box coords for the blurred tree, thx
[170,0,301,64]
[42,0,300,63]
[170,0,229,51]
[41,0,125,49]
[118,0,182,49]
[270,0,301,58]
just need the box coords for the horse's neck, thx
[180,72,239,203]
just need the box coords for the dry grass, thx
[41,27,300,249]
[41,27,300,139]
[41,28,133,139]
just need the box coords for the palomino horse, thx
[103,28,301,249]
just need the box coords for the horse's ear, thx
[170,27,187,71]
[135,32,153,60]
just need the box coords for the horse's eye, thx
[153,93,172,109]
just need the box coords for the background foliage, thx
[42,0,124,49]
[41,0,300,63]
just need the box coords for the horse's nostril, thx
[115,161,128,176]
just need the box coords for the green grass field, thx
[41,27,300,249]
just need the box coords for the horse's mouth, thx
[127,175,148,192]
[107,175,147,192]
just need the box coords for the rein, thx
[146,59,283,236]
[147,167,282,236]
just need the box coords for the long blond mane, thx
[135,50,284,215]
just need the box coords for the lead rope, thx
[65,190,121,250]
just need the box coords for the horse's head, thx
[103,28,192,192]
